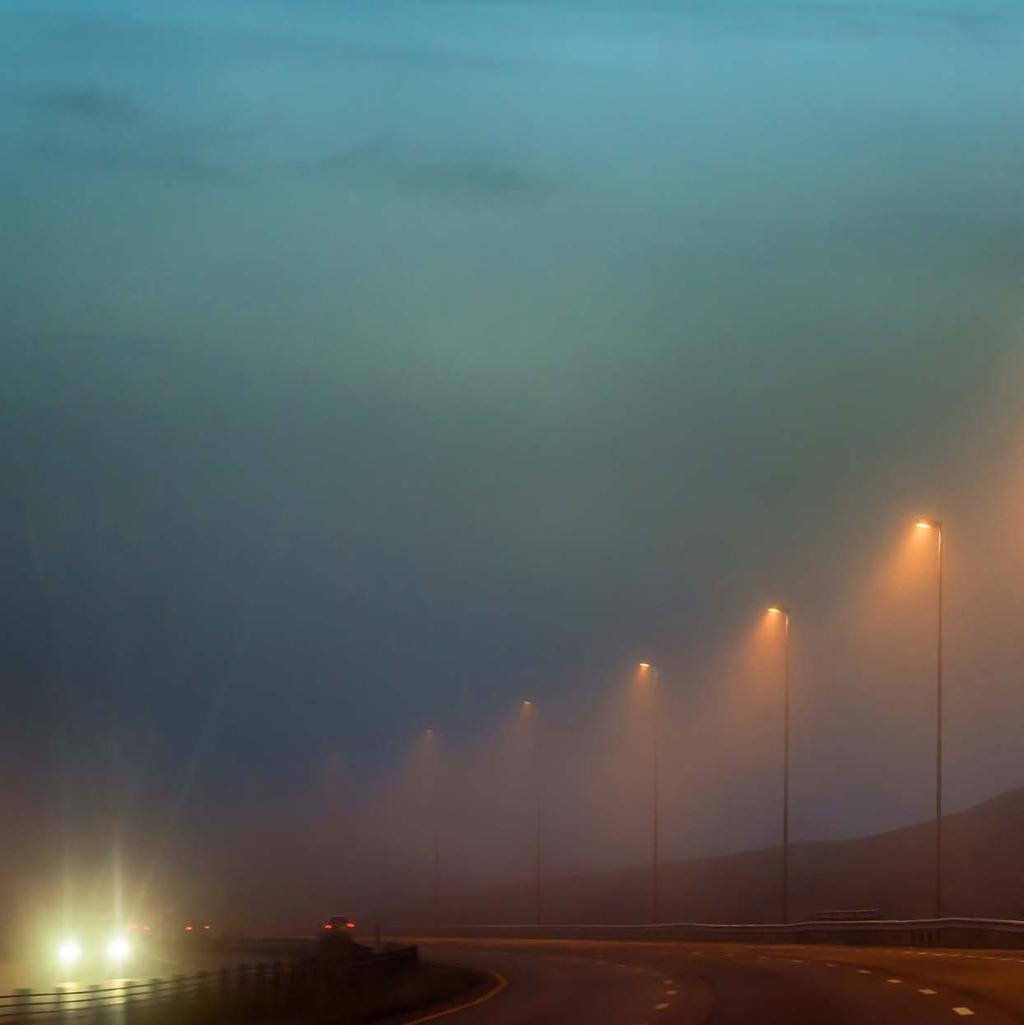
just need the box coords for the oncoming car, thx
[49,918,145,977]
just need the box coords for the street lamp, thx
[424,728,440,928]
[767,606,791,923]
[915,517,944,918]
[522,700,542,925]
[638,662,659,924]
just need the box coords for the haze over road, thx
[407,939,1024,1024]
[6,0,1024,935]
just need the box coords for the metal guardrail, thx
[393,917,1024,950]
[0,961,293,1023]
[0,947,420,1024]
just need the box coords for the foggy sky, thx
[3,0,1024,928]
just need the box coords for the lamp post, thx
[767,607,791,923]
[522,700,542,925]
[638,663,659,924]
[916,517,944,918]
[425,728,440,928]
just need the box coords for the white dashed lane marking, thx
[622,943,1014,1020]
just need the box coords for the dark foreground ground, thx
[382,938,1024,1024]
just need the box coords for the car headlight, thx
[57,939,81,966]
[106,937,131,962]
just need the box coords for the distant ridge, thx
[432,787,1024,926]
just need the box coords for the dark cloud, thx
[319,140,547,201]
[7,6,540,76]
[19,78,251,185]
[405,156,547,200]
[29,85,138,125]
[30,139,239,185]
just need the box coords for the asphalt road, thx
[402,939,1024,1024]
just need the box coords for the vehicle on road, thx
[47,916,143,979]
[317,916,370,962]
[320,915,356,935]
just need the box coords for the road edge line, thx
[398,971,508,1025]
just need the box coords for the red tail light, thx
[323,923,333,930]
[203,924,211,931]
[185,924,193,932]
[346,922,355,929]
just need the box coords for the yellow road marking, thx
[399,971,508,1025]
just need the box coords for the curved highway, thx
[398,939,1024,1024]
